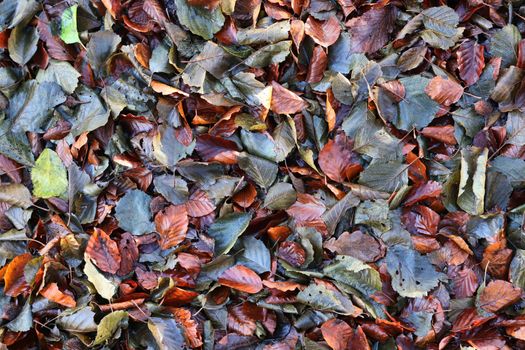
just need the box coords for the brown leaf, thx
[321,319,352,350]
[318,133,362,183]
[218,265,263,294]
[164,286,199,306]
[457,40,485,86]
[481,240,513,279]
[326,88,337,132]
[187,0,220,10]
[518,39,525,69]
[403,181,442,207]
[424,76,464,106]
[154,204,189,250]
[306,46,327,83]
[420,125,457,145]
[85,228,122,274]
[117,232,139,275]
[290,19,305,50]
[451,267,479,298]
[40,283,76,308]
[478,280,521,313]
[324,231,385,262]
[346,6,397,54]
[196,134,240,164]
[277,241,306,267]
[143,0,169,25]
[270,81,308,115]
[228,303,258,336]
[305,16,341,47]
[186,189,215,217]
[262,280,303,292]
[286,193,325,222]
[3,253,32,297]
[263,2,292,20]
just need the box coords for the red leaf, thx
[318,133,362,183]
[403,181,442,207]
[305,16,341,47]
[40,283,76,308]
[457,40,485,86]
[117,232,139,276]
[478,280,521,313]
[187,0,220,10]
[171,307,203,347]
[86,228,122,274]
[424,76,464,106]
[270,81,308,115]
[154,204,189,250]
[164,286,199,306]
[518,39,525,69]
[218,265,263,294]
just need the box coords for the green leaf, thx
[238,152,278,189]
[84,256,118,300]
[207,212,252,256]
[263,182,297,210]
[244,41,292,68]
[7,24,39,65]
[457,147,488,215]
[60,5,80,44]
[94,311,128,346]
[115,189,154,235]
[297,283,360,316]
[174,0,225,40]
[491,24,521,67]
[420,6,463,49]
[397,76,440,130]
[0,184,32,208]
[359,159,408,192]
[238,236,271,274]
[31,149,68,199]
[148,317,187,350]
[36,60,80,94]
[385,245,445,298]
[323,255,382,295]
[57,307,98,333]
[8,80,67,133]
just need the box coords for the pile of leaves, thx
[2,0,525,348]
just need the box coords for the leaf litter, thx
[1,0,525,349]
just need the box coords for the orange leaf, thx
[171,307,203,347]
[232,182,257,208]
[424,76,464,106]
[478,280,521,313]
[3,253,32,297]
[154,204,189,250]
[40,283,76,308]
[218,265,263,294]
[85,228,122,274]
[321,319,352,350]
[262,280,303,292]
[305,16,341,47]
[164,286,199,306]
[318,133,362,183]
[270,81,308,115]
